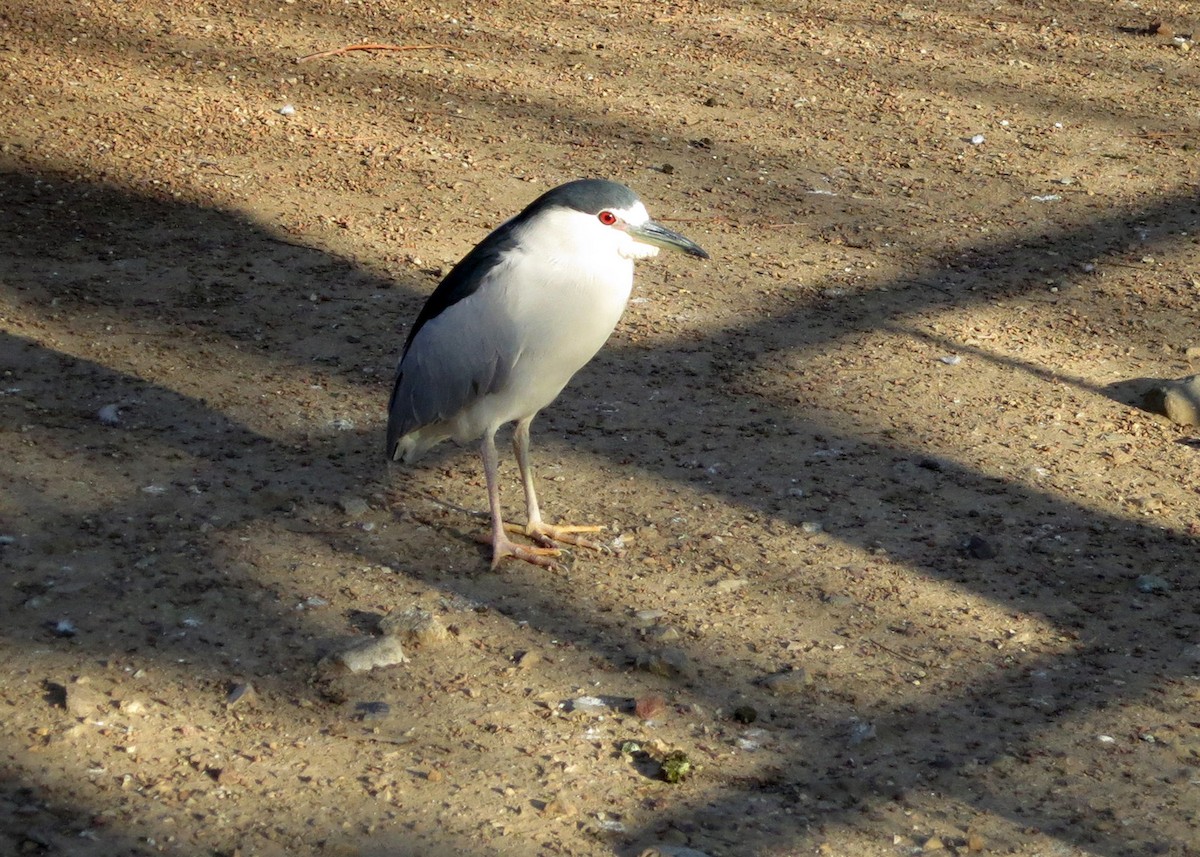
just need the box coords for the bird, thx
[386,179,709,568]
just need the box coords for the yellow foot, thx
[474,532,562,569]
[506,521,608,552]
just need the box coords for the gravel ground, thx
[1,1,1199,855]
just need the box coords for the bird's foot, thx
[508,521,608,553]
[476,532,562,569]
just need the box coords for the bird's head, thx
[515,179,710,263]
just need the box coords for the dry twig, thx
[296,43,470,63]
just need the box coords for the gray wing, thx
[386,279,519,459]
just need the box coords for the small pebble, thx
[969,134,985,145]
[731,705,758,724]
[636,649,691,678]
[1031,194,1061,202]
[569,695,608,714]
[635,694,667,720]
[328,635,409,673]
[379,606,450,646]
[847,719,876,746]
[761,667,811,695]
[338,496,371,517]
[964,535,998,559]
[1135,574,1170,594]
[354,701,391,721]
[97,404,121,425]
[226,682,255,708]
[278,104,296,115]
[542,794,577,818]
[938,354,961,365]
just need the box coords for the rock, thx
[964,535,998,559]
[639,847,712,857]
[636,649,691,678]
[328,636,409,673]
[635,694,667,720]
[96,404,121,426]
[225,682,255,708]
[761,667,811,695]
[1179,643,1200,665]
[1135,574,1171,594]
[514,650,540,670]
[63,679,105,717]
[338,496,371,517]
[542,793,577,818]
[379,607,449,646]
[648,625,682,643]
[713,577,748,593]
[731,705,758,724]
[353,701,391,721]
[1142,375,1200,426]
[847,719,877,745]
[568,696,608,714]
[1163,384,1200,426]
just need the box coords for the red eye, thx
[598,210,617,225]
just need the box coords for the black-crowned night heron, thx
[387,179,709,568]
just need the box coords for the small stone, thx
[731,705,758,724]
[338,496,371,517]
[1142,375,1200,426]
[923,835,945,851]
[1135,574,1170,594]
[63,680,105,717]
[649,625,682,643]
[569,695,608,714]
[713,577,748,594]
[117,698,147,715]
[328,636,409,673]
[354,701,391,721]
[1162,384,1200,426]
[97,404,121,425]
[967,832,985,852]
[847,719,876,746]
[379,607,449,646]
[635,694,667,720]
[226,682,255,708]
[1178,643,1200,664]
[542,794,577,818]
[761,667,811,695]
[514,650,540,669]
[639,847,712,857]
[636,649,691,678]
[964,535,998,559]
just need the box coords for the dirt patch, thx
[2,1,1199,855]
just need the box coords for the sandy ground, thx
[2,0,1200,855]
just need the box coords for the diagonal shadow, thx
[2,162,1199,857]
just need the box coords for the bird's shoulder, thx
[402,222,522,352]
